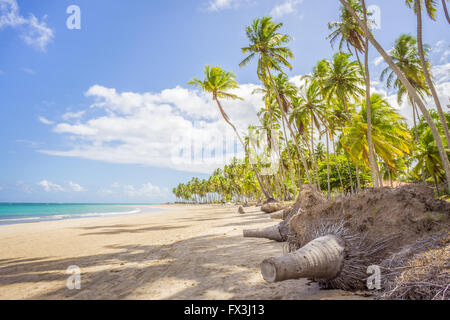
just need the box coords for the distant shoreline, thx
[0,203,167,226]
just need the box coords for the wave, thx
[0,208,142,224]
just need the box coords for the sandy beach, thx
[0,204,368,300]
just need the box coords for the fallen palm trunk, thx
[261,235,345,283]
[270,210,284,220]
[243,225,283,242]
[261,202,285,213]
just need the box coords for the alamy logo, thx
[366,265,381,290]
[66,5,81,30]
[66,265,81,290]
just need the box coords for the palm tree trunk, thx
[260,235,345,283]
[412,99,427,185]
[345,156,355,194]
[281,117,298,196]
[266,66,313,185]
[433,172,440,194]
[326,133,331,198]
[442,0,450,24]
[361,0,380,188]
[332,137,344,193]
[214,98,273,201]
[310,112,321,191]
[415,1,450,147]
[341,0,450,193]
[355,164,361,191]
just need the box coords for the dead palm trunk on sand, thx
[261,235,345,282]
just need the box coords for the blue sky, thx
[0,0,449,203]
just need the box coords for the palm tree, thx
[296,78,332,190]
[328,0,380,188]
[380,34,430,141]
[339,0,450,192]
[320,52,364,112]
[413,128,447,193]
[405,0,450,148]
[189,65,273,200]
[239,17,313,186]
[340,94,413,175]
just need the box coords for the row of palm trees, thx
[173,0,450,203]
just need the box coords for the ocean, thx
[0,203,159,225]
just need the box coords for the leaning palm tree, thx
[239,16,313,186]
[339,0,450,193]
[188,65,273,201]
[380,34,430,142]
[405,0,450,148]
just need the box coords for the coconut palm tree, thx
[188,65,273,201]
[339,0,450,192]
[240,17,313,186]
[320,52,364,112]
[405,0,450,148]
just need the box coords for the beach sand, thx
[0,204,369,300]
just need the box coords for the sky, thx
[0,0,448,203]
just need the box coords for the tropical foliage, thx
[173,1,450,202]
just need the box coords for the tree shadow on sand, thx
[0,213,365,300]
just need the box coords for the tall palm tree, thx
[297,78,332,190]
[328,0,380,188]
[339,0,450,192]
[188,65,273,200]
[405,0,450,148]
[239,17,313,186]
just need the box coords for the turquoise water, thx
[0,203,157,225]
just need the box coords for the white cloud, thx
[69,181,86,192]
[208,0,232,11]
[98,188,114,195]
[22,67,35,75]
[39,116,54,125]
[373,55,384,66]
[270,0,303,18]
[124,183,169,198]
[206,0,252,11]
[0,0,54,51]
[62,111,85,121]
[38,180,64,192]
[40,83,263,174]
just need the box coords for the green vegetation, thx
[173,1,450,203]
